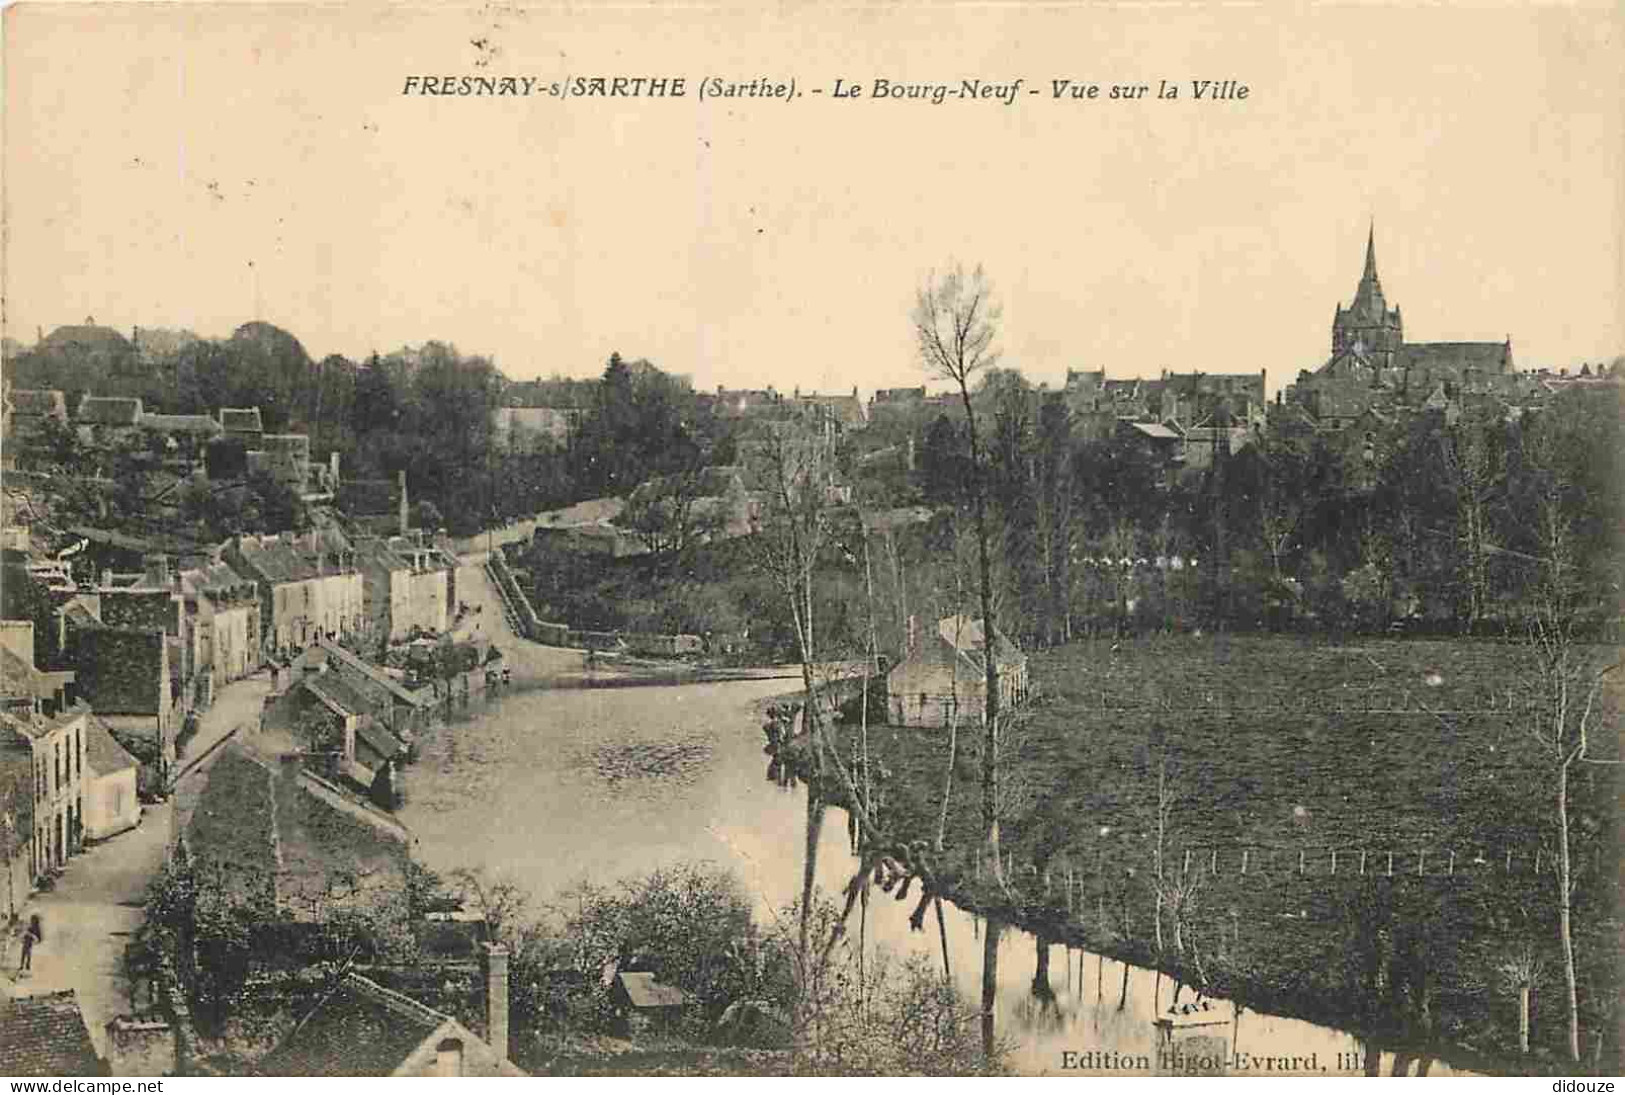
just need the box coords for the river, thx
[394,664,1481,1077]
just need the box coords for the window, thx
[434,1039,464,1077]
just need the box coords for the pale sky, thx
[4,3,1622,396]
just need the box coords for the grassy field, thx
[816,633,1622,1070]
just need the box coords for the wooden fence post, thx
[1240,849,1249,875]
[1447,850,1455,877]
[1359,850,1367,875]
[1330,850,1337,875]
[1505,849,1512,873]
[1298,849,1305,876]
[1183,849,1191,876]
[1210,849,1217,875]
[1387,851,1394,877]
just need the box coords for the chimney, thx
[398,470,409,536]
[329,451,340,484]
[481,942,510,1062]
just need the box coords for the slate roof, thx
[353,537,411,573]
[301,673,377,722]
[186,743,412,917]
[219,407,264,433]
[142,412,222,435]
[73,628,167,716]
[0,645,54,700]
[319,639,434,708]
[0,991,105,1076]
[181,560,255,599]
[1398,341,1513,375]
[793,392,867,428]
[616,971,691,1009]
[76,396,144,426]
[184,745,280,904]
[356,721,405,761]
[84,713,139,775]
[260,972,450,1075]
[232,536,320,584]
[9,389,67,418]
[259,971,520,1076]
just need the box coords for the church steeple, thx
[1331,221,1403,363]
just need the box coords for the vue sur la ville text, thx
[399,75,1252,105]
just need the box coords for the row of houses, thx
[1,387,340,498]
[0,624,142,922]
[3,525,455,796]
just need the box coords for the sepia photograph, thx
[1,0,1621,1080]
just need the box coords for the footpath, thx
[2,669,271,1068]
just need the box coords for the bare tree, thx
[914,263,1006,881]
[1519,557,1618,1062]
[1497,944,1544,1054]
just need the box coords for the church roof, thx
[1397,341,1513,374]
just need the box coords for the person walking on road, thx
[17,913,41,974]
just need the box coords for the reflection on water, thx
[400,676,1467,1076]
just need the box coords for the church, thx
[1304,225,1514,396]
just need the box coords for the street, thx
[2,668,271,1070]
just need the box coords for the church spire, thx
[1363,219,1378,282]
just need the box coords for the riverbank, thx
[775,633,1620,1076]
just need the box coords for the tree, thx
[913,263,1007,883]
[1517,501,1619,1062]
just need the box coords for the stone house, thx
[247,432,312,493]
[354,535,449,645]
[492,406,581,453]
[886,615,1029,729]
[81,713,140,841]
[219,406,265,448]
[1,748,33,922]
[257,946,521,1076]
[178,559,262,709]
[98,563,195,710]
[64,627,176,792]
[139,412,221,462]
[224,530,364,655]
[1,704,89,882]
[75,395,145,447]
[316,637,437,740]
[266,671,406,807]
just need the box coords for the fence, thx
[973,841,1586,904]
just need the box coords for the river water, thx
[398,668,1468,1076]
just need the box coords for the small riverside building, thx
[886,615,1029,729]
